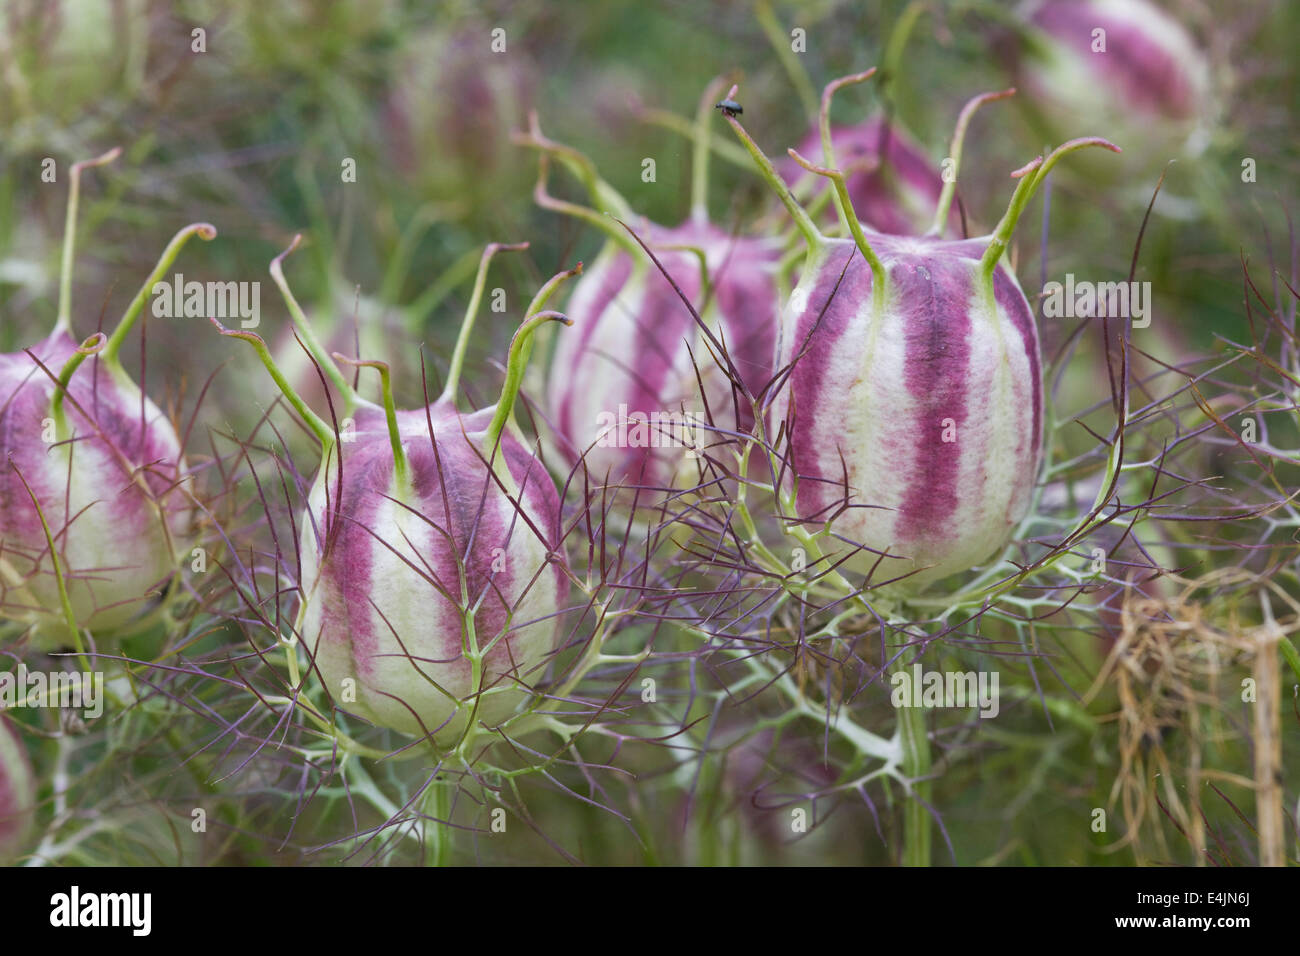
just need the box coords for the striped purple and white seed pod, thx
[300,403,569,740]
[774,234,1041,589]
[547,221,781,488]
[781,117,960,237]
[0,331,192,639]
[1010,0,1212,174]
[0,716,35,863]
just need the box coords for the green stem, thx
[102,222,218,365]
[720,91,823,251]
[818,70,878,238]
[891,650,932,867]
[690,76,731,225]
[269,234,358,415]
[514,111,635,220]
[332,354,407,484]
[791,687,899,763]
[422,778,454,866]
[1279,633,1300,685]
[980,138,1121,281]
[513,260,585,382]
[527,153,642,257]
[344,759,427,849]
[54,148,121,337]
[929,88,1017,237]
[484,310,573,454]
[478,286,579,490]
[48,333,106,430]
[406,245,484,331]
[211,320,337,448]
[283,636,301,689]
[786,147,889,312]
[440,241,529,405]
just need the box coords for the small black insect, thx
[714,98,743,118]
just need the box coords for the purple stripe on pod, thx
[776,240,875,524]
[703,231,783,430]
[893,256,973,542]
[630,248,703,420]
[550,247,636,445]
[993,264,1043,479]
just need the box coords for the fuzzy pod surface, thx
[0,716,35,863]
[775,233,1040,587]
[300,403,569,740]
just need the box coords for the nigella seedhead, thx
[0,149,212,645]
[297,402,570,740]
[719,74,1118,589]
[515,79,784,491]
[0,716,35,863]
[217,238,578,743]
[773,231,1043,587]
[1005,0,1213,181]
[545,218,780,489]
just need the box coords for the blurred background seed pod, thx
[380,25,537,225]
[998,0,1219,194]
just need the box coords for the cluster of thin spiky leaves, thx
[13,61,1299,869]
